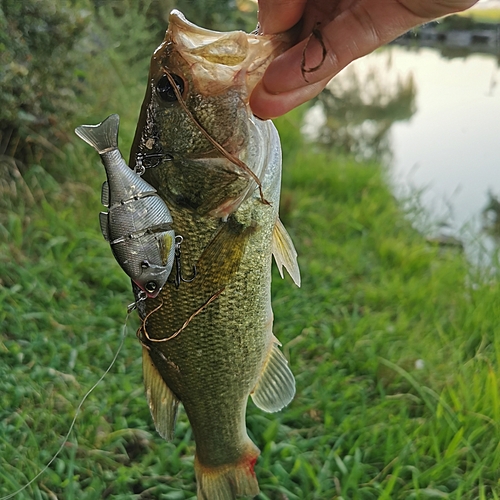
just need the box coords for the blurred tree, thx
[0,0,88,163]
[0,0,257,165]
[308,64,416,163]
[91,0,256,45]
[482,191,500,239]
[176,0,257,32]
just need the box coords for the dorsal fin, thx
[272,217,301,287]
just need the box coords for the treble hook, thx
[169,235,196,289]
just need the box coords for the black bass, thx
[75,114,176,298]
[130,11,299,499]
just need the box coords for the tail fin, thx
[195,443,260,500]
[75,114,119,154]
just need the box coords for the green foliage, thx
[1,106,500,498]
[91,0,256,35]
[176,0,257,32]
[482,191,500,239]
[0,0,89,161]
[461,8,500,24]
[438,13,500,31]
[0,0,256,166]
[438,14,477,31]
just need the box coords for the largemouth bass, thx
[130,11,300,499]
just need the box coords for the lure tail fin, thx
[195,443,260,500]
[75,114,119,154]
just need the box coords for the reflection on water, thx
[483,191,500,239]
[305,45,500,263]
[302,64,416,163]
[396,15,500,60]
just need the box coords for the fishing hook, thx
[135,152,173,172]
[301,22,327,83]
[168,235,197,289]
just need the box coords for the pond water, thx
[305,44,500,261]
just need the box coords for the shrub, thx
[0,0,88,162]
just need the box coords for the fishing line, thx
[162,70,270,206]
[138,288,224,345]
[0,308,133,500]
[300,22,327,82]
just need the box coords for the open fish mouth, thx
[149,9,292,103]
[129,9,294,219]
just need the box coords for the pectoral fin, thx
[196,217,256,289]
[142,347,180,441]
[101,181,110,207]
[251,342,295,413]
[272,218,301,287]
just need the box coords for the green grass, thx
[2,107,500,498]
[2,17,500,499]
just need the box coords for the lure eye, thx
[156,74,184,102]
[145,281,157,293]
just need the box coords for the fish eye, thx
[156,74,184,102]
[145,281,157,293]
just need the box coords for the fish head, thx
[130,10,290,217]
[133,262,169,299]
[131,230,176,298]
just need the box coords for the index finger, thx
[258,0,308,34]
[260,2,426,95]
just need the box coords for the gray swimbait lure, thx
[75,114,176,298]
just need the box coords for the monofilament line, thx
[0,309,132,500]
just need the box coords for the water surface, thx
[385,47,500,232]
[308,45,500,258]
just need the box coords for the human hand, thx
[250,0,479,119]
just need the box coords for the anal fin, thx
[251,343,295,413]
[142,347,180,441]
[272,217,301,287]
